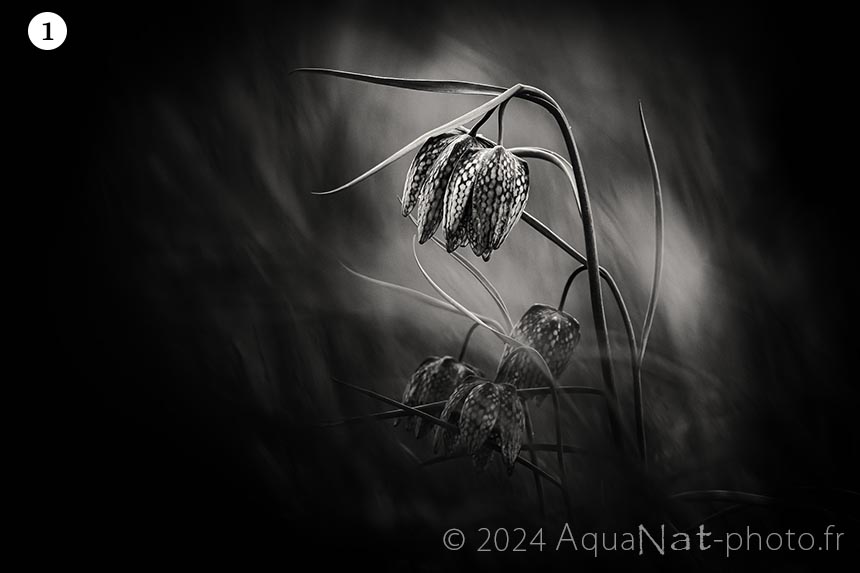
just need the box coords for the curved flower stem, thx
[458,323,480,362]
[523,404,546,516]
[340,262,506,333]
[469,107,496,137]
[507,89,621,452]
[428,235,513,331]
[603,272,644,462]
[403,200,513,331]
[412,237,522,348]
[509,146,582,215]
[558,265,588,311]
[519,211,644,457]
[497,99,510,146]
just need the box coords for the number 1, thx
[43,22,53,41]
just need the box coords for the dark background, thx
[17,0,857,568]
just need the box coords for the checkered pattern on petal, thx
[400,356,483,438]
[442,148,484,252]
[401,132,461,217]
[416,135,481,243]
[497,304,581,391]
[466,146,529,260]
[493,157,529,249]
[398,356,439,433]
[495,383,525,474]
[456,382,501,454]
[433,381,480,454]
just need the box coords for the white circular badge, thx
[29,12,67,50]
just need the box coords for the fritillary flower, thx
[433,380,525,474]
[444,144,529,260]
[402,128,529,259]
[497,304,581,391]
[397,356,483,438]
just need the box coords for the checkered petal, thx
[456,382,501,454]
[442,147,484,251]
[416,135,482,243]
[497,304,581,391]
[433,381,480,454]
[401,131,461,217]
[467,146,530,259]
[493,157,529,249]
[398,356,438,433]
[400,356,483,438]
[495,384,526,474]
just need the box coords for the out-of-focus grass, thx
[87,0,857,567]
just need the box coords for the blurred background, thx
[20,0,858,568]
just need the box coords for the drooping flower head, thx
[433,380,525,474]
[397,356,483,438]
[402,127,529,259]
[445,145,529,260]
[497,304,581,391]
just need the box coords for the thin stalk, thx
[412,236,520,348]
[505,86,621,453]
[331,377,563,489]
[340,262,505,332]
[523,404,545,516]
[497,99,510,146]
[428,235,513,331]
[458,323,480,362]
[603,271,644,462]
[505,346,571,516]
[519,211,639,451]
[469,107,496,137]
[558,265,587,311]
[509,146,581,215]
[402,199,513,331]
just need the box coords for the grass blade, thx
[309,84,524,195]
[291,67,504,96]
[638,101,664,366]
